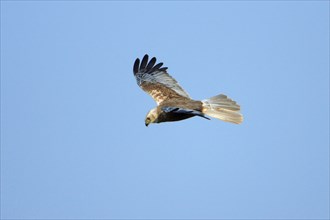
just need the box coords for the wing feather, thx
[146,57,156,70]
[133,58,140,74]
[148,63,163,73]
[140,54,148,70]
[133,54,190,104]
[162,106,210,120]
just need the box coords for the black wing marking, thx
[133,54,190,99]
[162,106,210,120]
[133,54,167,75]
[140,54,149,70]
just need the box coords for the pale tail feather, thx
[202,94,243,124]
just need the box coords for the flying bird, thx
[133,54,243,126]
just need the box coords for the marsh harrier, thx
[133,54,243,126]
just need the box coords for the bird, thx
[133,54,243,126]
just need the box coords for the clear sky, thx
[1,1,329,219]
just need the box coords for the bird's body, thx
[133,54,243,126]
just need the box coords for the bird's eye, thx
[146,118,150,122]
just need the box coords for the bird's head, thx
[145,108,159,127]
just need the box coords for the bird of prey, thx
[133,54,243,126]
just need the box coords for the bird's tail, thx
[201,94,243,124]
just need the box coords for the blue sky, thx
[1,1,329,219]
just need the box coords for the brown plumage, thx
[133,54,243,126]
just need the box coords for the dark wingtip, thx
[148,62,163,73]
[134,54,168,74]
[133,58,140,74]
[140,54,149,70]
[159,67,168,72]
[204,116,211,120]
[146,57,156,70]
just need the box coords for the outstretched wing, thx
[162,106,210,120]
[133,54,190,105]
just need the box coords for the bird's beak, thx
[145,122,149,127]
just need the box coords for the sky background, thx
[1,1,329,219]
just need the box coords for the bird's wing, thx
[162,106,210,120]
[133,54,191,105]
